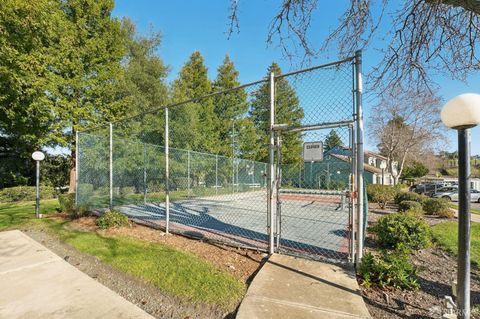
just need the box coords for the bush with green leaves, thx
[96,210,129,229]
[58,193,75,213]
[371,213,432,251]
[68,205,89,220]
[0,186,56,202]
[366,184,398,209]
[358,251,420,290]
[398,200,423,213]
[422,198,453,218]
[394,191,425,205]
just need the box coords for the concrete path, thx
[0,230,154,319]
[236,254,371,319]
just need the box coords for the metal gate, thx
[267,52,365,264]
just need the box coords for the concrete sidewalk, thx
[0,230,154,319]
[236,254,371,319]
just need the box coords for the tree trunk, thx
[68,142,76,193]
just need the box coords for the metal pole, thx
[355,50,365,263]
[350,124,356,264]
[143,143,147,205]
[215,154,218,195]
[109,123,113,210]
[457,128,471,319]
[35,160,40,218]
[268,72,276,255]
[232,121,235,193]
[382,168,385,186]
[252,161,255,187]
[187,150,191,197]
[165,108,170,234]
[75,131,79,207]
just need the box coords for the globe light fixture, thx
[31,151,45,219]
[441,93,480,319]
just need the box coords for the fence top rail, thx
[274,56,354,79]
[78,56,355,134]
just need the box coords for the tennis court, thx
[115,189,350,261]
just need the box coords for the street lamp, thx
[380,161,387,185]
[441,93,480,319]
[31,151,45,219]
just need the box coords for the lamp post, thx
[380,161,387,185]
[31,151,45,219]
[441,93,480,319]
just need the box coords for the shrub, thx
[398,200,423,213]
[394,191,424,205]
[68,205,89,220]
[366,184,397,209]
[58,193,75,213]
[403,207,424,218]
[120,187,136,196]
[96,210,129,229]
[78,183,94,195]
[0,186,56,202]
[358,251,420,290]
[394,183,410,191]
[371,213,432,251]
[422,198,452,217]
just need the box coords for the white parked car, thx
[432,188,480,202]
[431,186,458,198]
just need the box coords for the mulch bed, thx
[361,209,480,318]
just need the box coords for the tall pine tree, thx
[324,130,343,151]
[171,51,219,153]
[249,63,304,164]
[212,55,248,157]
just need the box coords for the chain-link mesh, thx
[274,59,356,263]
[76,57,358,261]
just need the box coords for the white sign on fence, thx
[303,141,323,162]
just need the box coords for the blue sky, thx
[112,0,480,155]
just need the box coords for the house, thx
[281,147,396,190]
[324,147,395,185]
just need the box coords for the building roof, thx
[330,154,383,174]
[364,150,387,160]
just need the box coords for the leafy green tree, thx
[55,0,131,192]
[0,0,68,187]
[249,63,304,164]
[212,55,248,157]
[402,161,429,180]
[324,130,343,151]
[170,51,219,153]
[119,18,169,145]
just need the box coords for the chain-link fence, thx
[76,53,366,263]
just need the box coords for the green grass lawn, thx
[0,199,245,309]
[448,203,480,215]
[0,199,60,230]
[432,221,480,266]
[44,220,245,308]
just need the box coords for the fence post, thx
[109,123,113,210]
[268,71,276,255]
[143,143,147,205]
[187,150,191,197]
[75,131,79,207]
[349,124,356,264]
[215,154,218,195]
[355,50,365,263]
[165,107,170,234]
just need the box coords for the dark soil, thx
[22,218,265,319]
[361,210,480,319]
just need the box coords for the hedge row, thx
[0,186,56,202]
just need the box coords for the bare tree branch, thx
[227,0,480,91]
